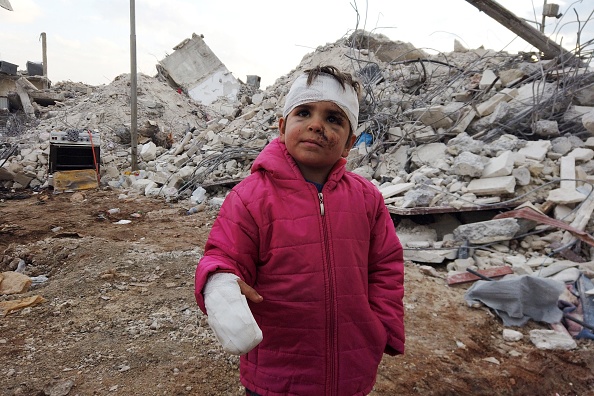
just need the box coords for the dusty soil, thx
[1,187,593,396]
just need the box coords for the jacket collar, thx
[251,138,346,190]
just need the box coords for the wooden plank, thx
[447,266,513,286]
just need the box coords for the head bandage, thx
[283,73,360,135]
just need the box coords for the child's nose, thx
[308,115,324,133]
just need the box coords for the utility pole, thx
[541,0,547,33]
[40,32,48,89]
[129,0,138,171]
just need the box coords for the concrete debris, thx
[529,329,578,350]
[502,329,523,342]
[157,33,242,106]
[3,31,594,326]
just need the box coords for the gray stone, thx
[551,137,574,155]
[503,329,524,342]
[410,143,448,169]
[447,132,483,155]
[574,84,594,106]
[140,141,157,162]
[529,330,577,350]
[453,218,520,244]
[512,167,531,186]
[402,185,438,208]
[451,151,485,177]
[533,120,560,137]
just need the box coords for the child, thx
[194,65,405,396]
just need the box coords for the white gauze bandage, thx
[203,273,263,355]
[283,72,360,135]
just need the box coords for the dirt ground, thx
[1,187,593,396]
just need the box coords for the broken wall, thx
[158,33,240,106]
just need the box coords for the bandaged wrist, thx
[203,273,263,355]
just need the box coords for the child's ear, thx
[279,118,286,142]
[342,134,357,157]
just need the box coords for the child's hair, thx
[304,65,362,99]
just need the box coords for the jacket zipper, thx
[318,192,325,216]
[318,192,337,395]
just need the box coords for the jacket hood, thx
[251,138,347,189]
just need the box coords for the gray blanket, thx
[464,275,565,326]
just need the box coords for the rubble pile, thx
[1,27,594,344]
[2,31,594,272]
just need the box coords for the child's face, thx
[279,101,356,183]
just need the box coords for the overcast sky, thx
[1,0,592,89]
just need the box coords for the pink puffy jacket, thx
[195,138,405,396]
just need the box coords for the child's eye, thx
[327,115,345,125]
[296,109,310,117]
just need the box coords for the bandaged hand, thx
[203,273,263,355]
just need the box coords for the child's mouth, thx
[302,139,323,147]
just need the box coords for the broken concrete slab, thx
[476,88,518,116]
[567,147,594,162]
[405,247,458,264]
[482,150,514,178]
[559,156,576,190]
[157,33,240,106]
[404,106,454,129]
[466,176,516,195]
[479,69,502,90]
[546,188,586,204]
[453,218,520,244]
[15,77,36,117]
[450,108,477,134]
[517,140,552,161]
[379,183,415,199]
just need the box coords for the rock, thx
[0,271,32,294]
[503,329,523,342]
[453,218,520,244]
[529,330,577,350]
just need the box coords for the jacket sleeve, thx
[194,189,260,314]
[367,190,405,356]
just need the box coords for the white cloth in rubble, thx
[283,72,360,135]
[203,272,263,355]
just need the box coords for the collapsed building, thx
[1,23,594,344]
